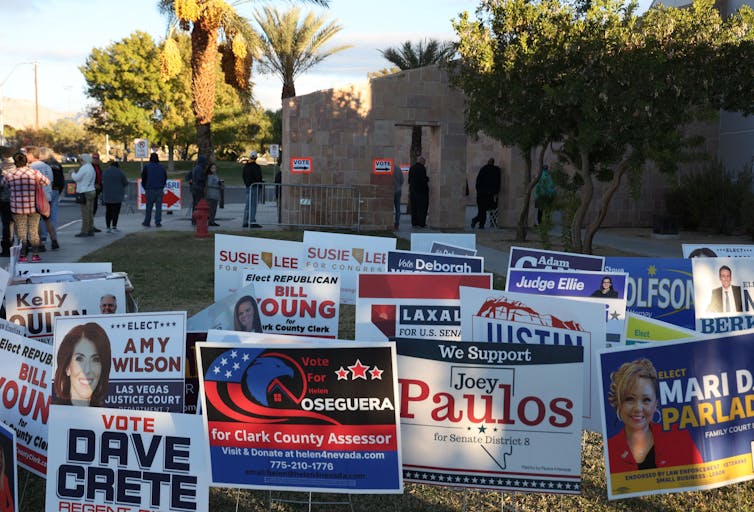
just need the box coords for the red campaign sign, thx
[137,179,183,211]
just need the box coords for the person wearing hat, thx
[241,151,263,228]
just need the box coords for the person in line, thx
[393,163,403,230]
[44,149,66,242]
[234,295,263,332]
[24,146,59,251]
[707,264,743,313]
[102,160,128,232]
[242,151,263,228]
[408,156,429,228]
[3,152,48,261]
[591,276,619,298]
[141,153,167,228]
[471,158,501,229]
[205,162,222,227]
[189,154,208,224]
[0,154,14,257]
[71,154,97,237]
[99,294,117,314]
[0,444,12,512]
[534,165,556,226]
[607,358,702,473]
[90,152,103,232]
[52,322,112,407]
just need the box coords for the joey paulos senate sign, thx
[398,340,583,494]
[197,342,402,493]
[45,405,209,512]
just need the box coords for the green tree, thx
[253,6,350,100]
[159,0,329,159]
[379,38,456,163]
[453,0,749,253]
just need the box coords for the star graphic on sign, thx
[369,366,384,380]
[478,425,487,433]
[610,310,622,320]
[335,367,349,380]
[647,264,657,276]
[348,359,369,380]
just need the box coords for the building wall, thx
[283,65,715,230]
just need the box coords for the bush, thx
[665,161,753,234]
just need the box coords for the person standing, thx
[471,158,501,229]
[0,156,14,257]
[4,152,49,261]
[71,154,97,237]
[242,151,263,228]
[534,165,556,225]
[141,153,167,227]
[90,152,103,232]
[393,163,403,230]
[190,154,207,223]
[102,160,128,232]
[205,162,222,226]
[25,146,59,250]
[45,150,65,242]
[408,156,429,228]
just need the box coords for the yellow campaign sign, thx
[625,312,699,344]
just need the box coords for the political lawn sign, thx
[45,405,209,512]
[303,231,396,305]
[625,312,699,345]
[137,178,182,211]
[508,246,604,271]
[682,244,754,258]
[240,270,340,338]
[398,339,583,494]
[599,333,754,499]
[4,279,126,345]
[197,341,402,493]
[605,257,695,330]
[506,268,628,346]
[429,242,478,257]
[386,250,483,274]
[691,257,754,334]
[356,273,493,342]
[214,234,302,301]
[53,312,186,412]
[411,233,475,254]
[0,421,17,512]
[14,262,112,278]
[0,332,52,476]
[459,287,606,431]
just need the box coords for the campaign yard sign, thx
[411,233,475,254]
[682,244,754,258]
[605,257,695,330]
[303,231,396,305]
[506,268,628,346]
[386,250,483,274]
[0,421,17,512]
[398,339,583,494]
[4,279,126,345]
[197,341,402,493]
[14,262,112,278]
[356,273,493,342]
[214,234,303,301]
[508,246,604,272]
[459,287,606,431]
[625,312,699,345]
[599,332,754,499]
[240,270,340,338]
[137,178,182,210]
[0,332,52,476]
[45,405,209,512]
[691,257,754,334]
[53,312,186,412]
[429,242,478,257]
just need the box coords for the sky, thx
[0,0,468,115]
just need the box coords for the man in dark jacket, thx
[471,158,501,229]
[408,156,429,228]
[141,153,167,227]
[242,151,263,228]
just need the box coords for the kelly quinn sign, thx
[197,341,402,493]
[398,340,583,494]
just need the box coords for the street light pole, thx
[0,61,35,147]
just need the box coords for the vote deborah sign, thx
[398,340,583,494]
[197,341,402,493]
[386,250,483,274]
[46,405,209,512]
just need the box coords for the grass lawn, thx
[16,229,754,511]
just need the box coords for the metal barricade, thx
[247,183,361,230]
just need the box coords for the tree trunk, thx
[583,160,629,254]
[191,18,219,160]
[570,149,592,253]
[515,147,545,241]
[410,126,422,163]
[281,81,296,100]
[167,141,175,173]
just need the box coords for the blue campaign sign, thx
[386,250,483,274]
[508,247,604,271]
[605,257,695,331]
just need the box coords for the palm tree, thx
[159,0,329,159]
[378,38,456,163]
[254,6,350,100]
